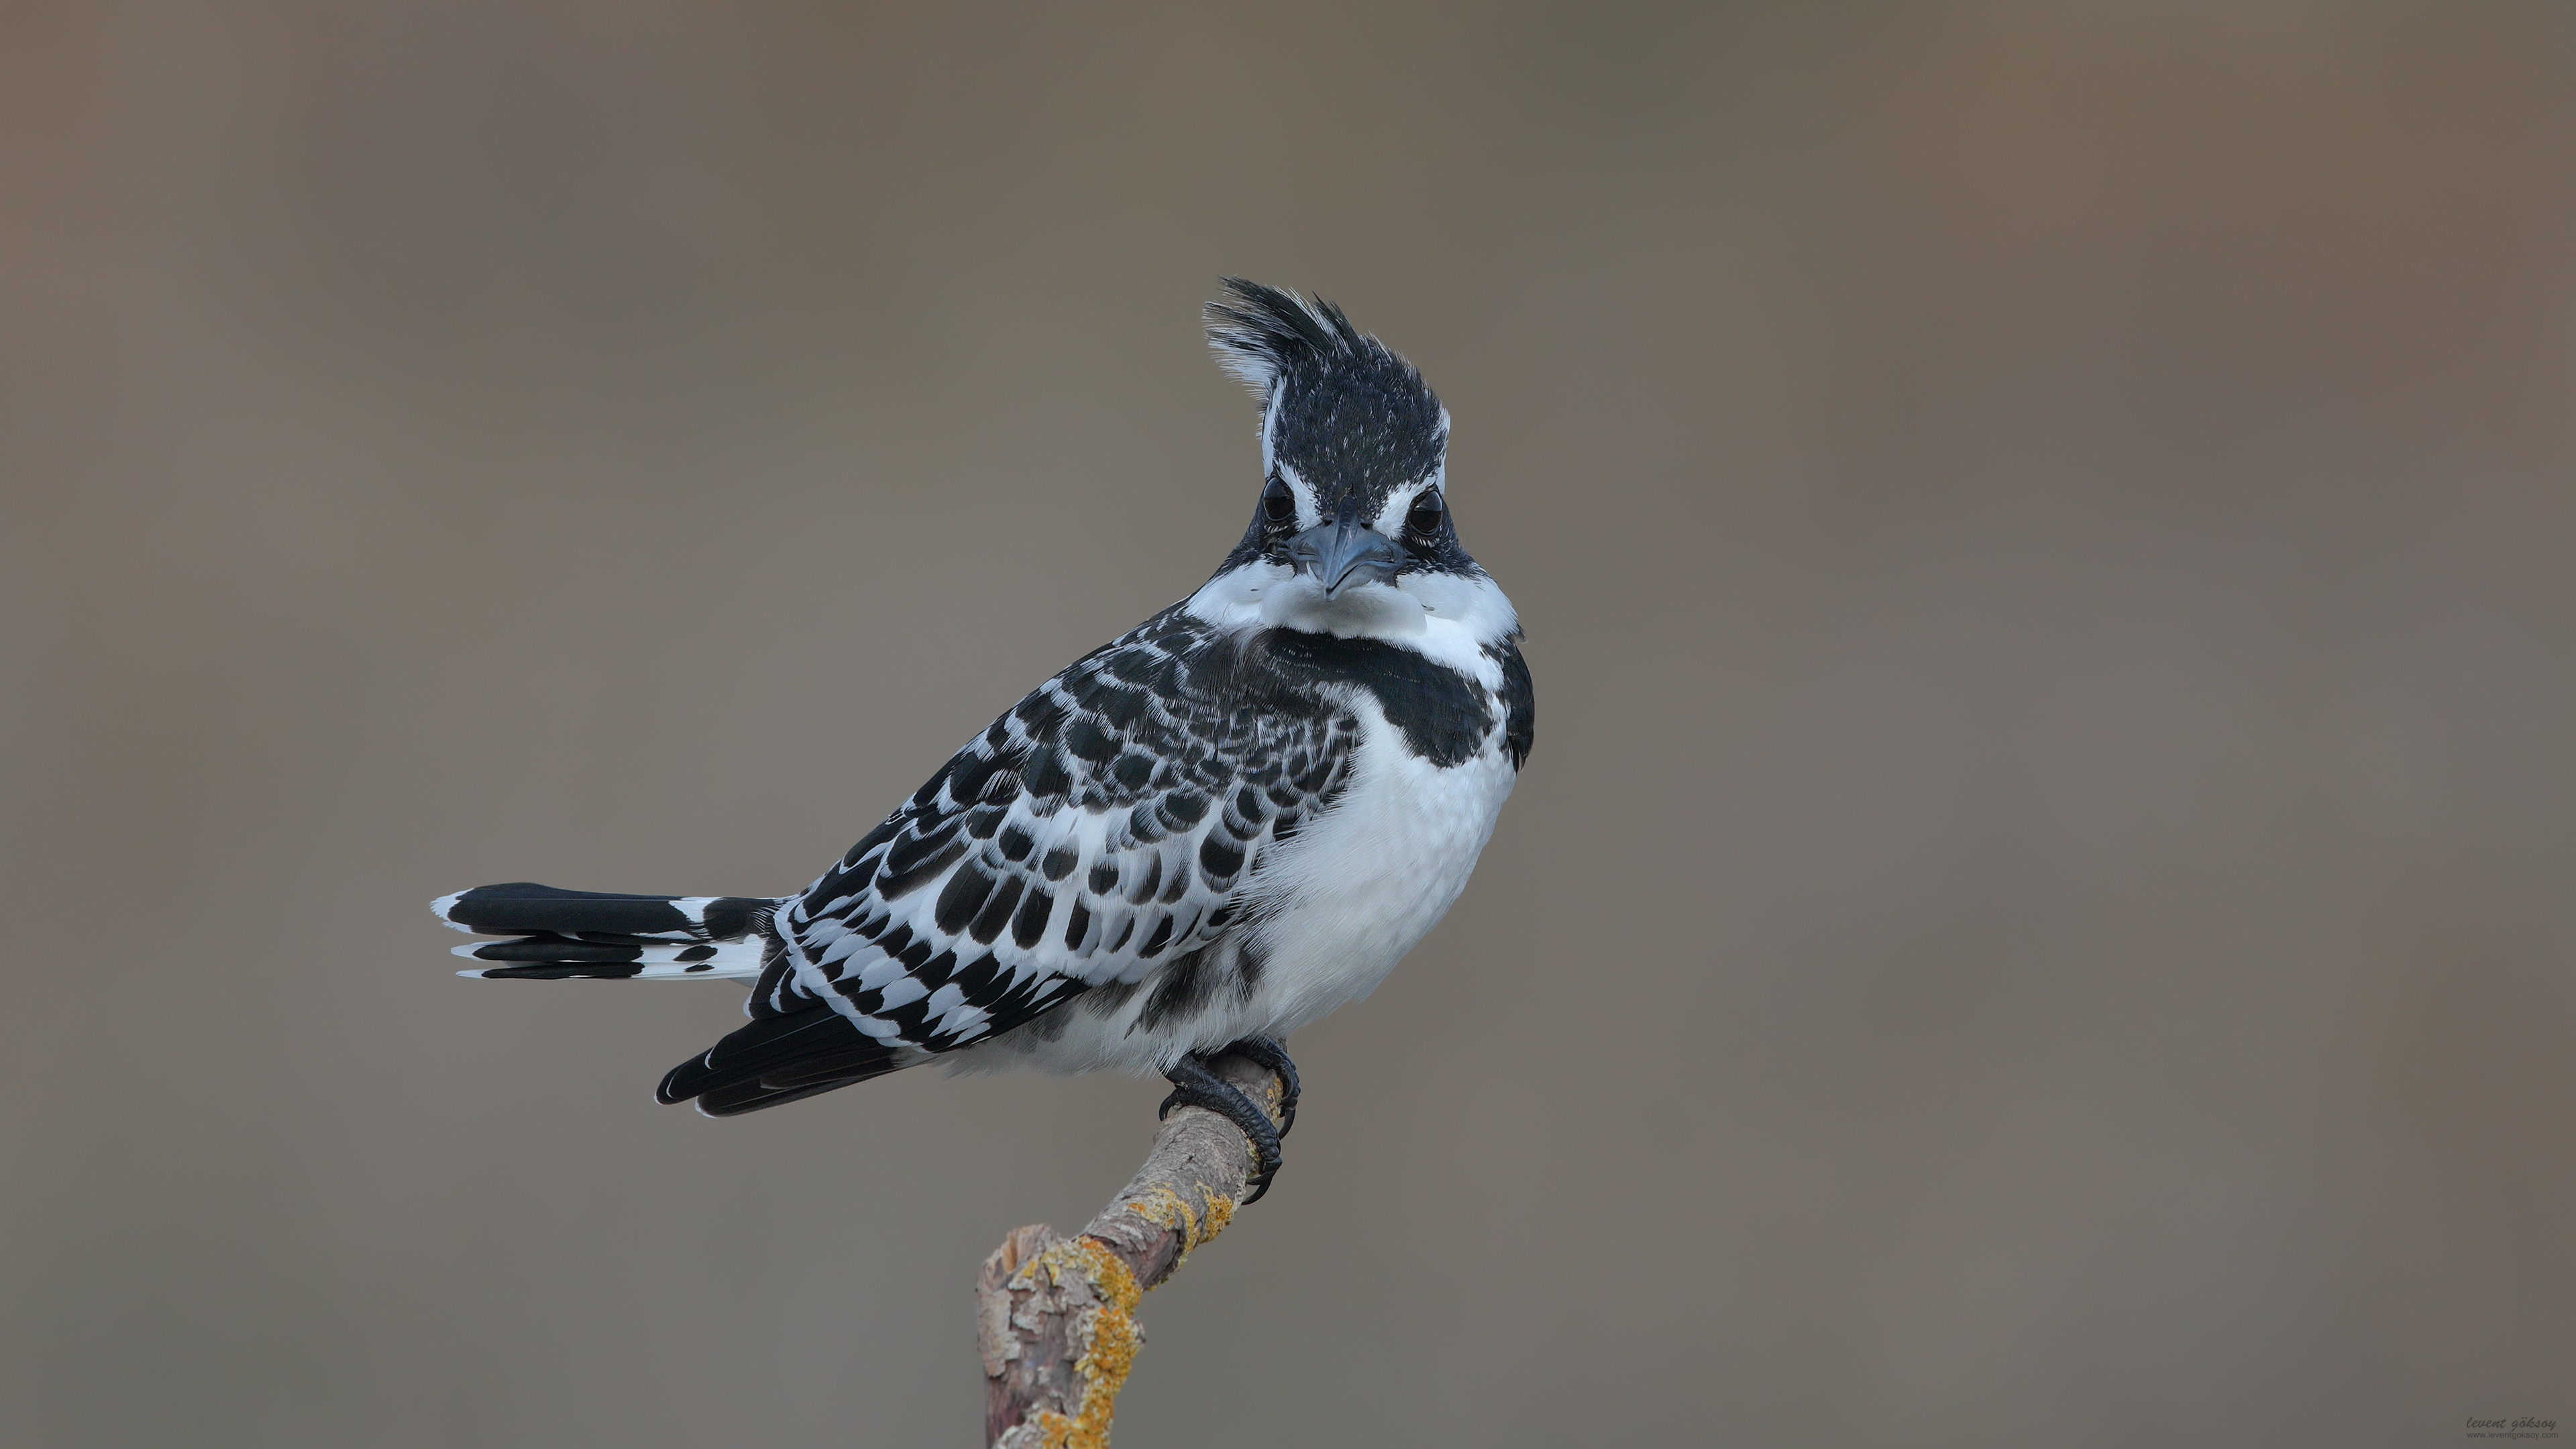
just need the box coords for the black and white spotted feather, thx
[437,280,1532,1117]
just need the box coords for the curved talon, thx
[1243,1157,1280,1204]
[1159,1053,1287,1203]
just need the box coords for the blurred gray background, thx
[4,4,2572,1445]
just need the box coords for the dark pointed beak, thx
[1287,517,1405,598]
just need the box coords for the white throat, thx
[1183,561,1518,676]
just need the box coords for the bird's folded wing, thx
[765,608,1356,1053]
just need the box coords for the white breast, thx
[950,698,1517,1077]
[951,563,1523,1076]
[1243,702,1519,1033]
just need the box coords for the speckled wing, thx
[762,606,1358,1054]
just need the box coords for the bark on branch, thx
[975,1052,1290,1448]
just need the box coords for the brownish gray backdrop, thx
[4,4,2571,1446]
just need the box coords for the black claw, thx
[1160,1053,1286,1204]
[1220,1035,1299,1137]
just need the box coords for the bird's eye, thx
[1406,489,1446,536]
[1261,476,1295,525]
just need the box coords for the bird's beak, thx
[1287,517,1405,598]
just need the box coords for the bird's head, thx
[1195,280,1506,645]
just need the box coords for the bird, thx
[433,280,1532,1200]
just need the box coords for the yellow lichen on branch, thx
[1015,1236,1142,1449]
[1120,1183,1238,1269]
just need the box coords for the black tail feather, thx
[435,881,771,941]
[655,1008,911,1117]
[437,881,782,980]
[439,881,908,1115]
[694,1077,867,1116]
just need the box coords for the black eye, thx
[1406,489,1445,536]
[1261,476,1295,525]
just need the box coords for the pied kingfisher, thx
[435,280,1532,1197]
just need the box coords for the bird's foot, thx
[1159,1052,1288,1204]
[1216,1035,1299,1137]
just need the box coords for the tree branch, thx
[975,1052,1289,1448]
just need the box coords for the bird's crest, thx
[1203,279,1448,485]
[1205,279,1380,398]
[1204,279,1437,407]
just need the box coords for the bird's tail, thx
[433,881,783,981]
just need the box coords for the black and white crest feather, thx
[1207,278,1446,484]
[1205,280,1391,398]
